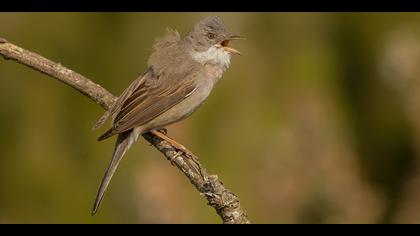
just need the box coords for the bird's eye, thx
[207,33,215,40]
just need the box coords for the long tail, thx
[91,129,138,215]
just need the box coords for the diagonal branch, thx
[0,38,250,224]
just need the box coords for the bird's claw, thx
[169,151,183,166]
[168,145,195,166]
[181,148,194,158]
[157,128,167,135]
[172,143,194,158]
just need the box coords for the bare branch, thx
[142,132,250,224]
[0,39,114,110]
[0,38,250,224]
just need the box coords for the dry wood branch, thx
[0,38,250,224]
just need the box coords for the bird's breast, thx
[204,63,226,84]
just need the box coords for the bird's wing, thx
[92,71,148,130]
[98,67,197,139]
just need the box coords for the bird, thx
[91,16,241,215]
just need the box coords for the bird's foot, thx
[157,128,167,135]
[150,130,194,158]
[169,151,183,166]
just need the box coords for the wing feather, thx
[92,71,148,129]
[98,68,197,139]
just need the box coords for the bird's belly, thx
[142,81,213,131]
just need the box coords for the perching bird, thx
[91,16,241,215]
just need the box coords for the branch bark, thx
[0,38,250,224]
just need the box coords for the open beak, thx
[221,35,243,55]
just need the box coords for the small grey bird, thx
[91,16,241,215]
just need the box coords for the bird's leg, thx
[146,129,166,147]
[150,130,193,157]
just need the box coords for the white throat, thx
[191,46,231,70]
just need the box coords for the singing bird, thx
[91,16,241,215]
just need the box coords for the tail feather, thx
[92,110,111,130]
[97,128,115,141]
[91,130,137,216]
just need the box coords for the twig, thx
[0,38,250,224]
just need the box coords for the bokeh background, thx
[1,12,420,223]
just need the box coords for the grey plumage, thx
[91,16,239,215]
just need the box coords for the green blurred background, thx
[1,12,420,223]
